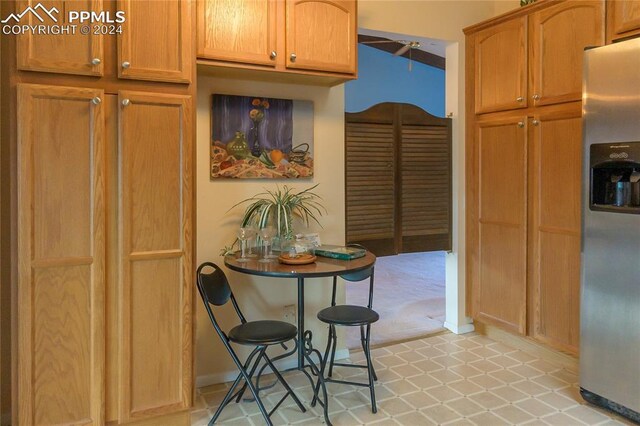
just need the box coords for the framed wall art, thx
[211,94,314,179]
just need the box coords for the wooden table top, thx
[224,251,376,279]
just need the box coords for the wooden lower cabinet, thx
[117,91,193,421]
[471,113,528,334]
[529,103,582,354]
[469,105,583,353]
[16,84,193,425]
[17,84,106,425]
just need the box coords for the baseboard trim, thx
[444,321,475,334]
[195,349,350,388]
[474,322,578,372]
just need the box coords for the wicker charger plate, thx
[278,253,317,265]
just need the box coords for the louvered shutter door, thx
[345,122,397,255]
[401,124,452,252]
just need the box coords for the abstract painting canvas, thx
[211,94,314,179]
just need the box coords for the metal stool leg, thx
[312,325,335,406]
[360,325,378,381]
[235,346,268,403]
[327,325,338,377]
[261,352,306,413]
[209,373,243,425]
[363,324,377,413]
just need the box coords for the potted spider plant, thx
[220,184,326,255]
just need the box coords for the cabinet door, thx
[118,0,192,83]
[118,91,192,421]
[17,84,105,425]
[474,17,527,114]
[530,1,604,107]
[607,0,640,42]
[529,104,582,354]
[285,0,357,74]
[197,0,277,66]
[473,114,527,334]
[16,0,104,76]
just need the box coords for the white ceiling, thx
[358,27,449,58]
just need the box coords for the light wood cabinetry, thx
[474,17,528,114]
[15,84,193,426]
[16,0,105,76]
[118,91,192,421]
[607,0,640,42]
[196,0,357,80]
[285,0,357,74]
[528,103,582,354]
[465,0,603,353]
[14,0,192,84]
[17,83,105,425]
[197,0,277,66]
[472,113,528,334]
[118,0,192,83]
[530,1,604,107]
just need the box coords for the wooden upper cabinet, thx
[530,1,604,107]
[16,0,105,76]
[117,0,192,83]
[118,91,192,422]
[197,0,277,66]
[607,0,640,42]
[473,114,528,335]
[17,84,105,425]
[474,17,528,114]
[285,0,357,74]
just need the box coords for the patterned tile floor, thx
[192,333,634,425]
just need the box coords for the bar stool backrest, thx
[196,262,248,340]
[331,264,375,310]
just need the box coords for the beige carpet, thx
[345,251,446,349]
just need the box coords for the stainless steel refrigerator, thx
[581,37,640,422]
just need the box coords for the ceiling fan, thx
[361,39,421,56]
[360,39,422,70]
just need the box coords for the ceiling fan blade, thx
[361,39,407,45]
[394,45,411,56]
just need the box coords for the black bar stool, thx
[315,265,379,413]
[196,262,306,425]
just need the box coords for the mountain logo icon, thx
[1,3,59,24]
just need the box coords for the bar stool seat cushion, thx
[228,320,297,345]
[317,305,380,326]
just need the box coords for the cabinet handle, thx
[122,61,130,69]
[121,99,130,107]
[516,96,524,102]
[517,121,525,128]
[532,94,540,101]
[91,58,101,65]
[92,97,101,105]
[270,51,277,60]
[290,53,297,62]
[532,119,540,126]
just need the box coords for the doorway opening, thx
[344,30,449,348]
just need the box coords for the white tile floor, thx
[192,333,634,425]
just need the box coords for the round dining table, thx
[224,251,376,425]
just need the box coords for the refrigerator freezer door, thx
[581,38,640,414]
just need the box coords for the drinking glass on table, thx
[246,225,259,258]
[236,227,255,263]
[258,226,278,262]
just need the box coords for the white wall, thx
[196,77,347,384]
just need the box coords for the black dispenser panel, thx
[590,142,640,214]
